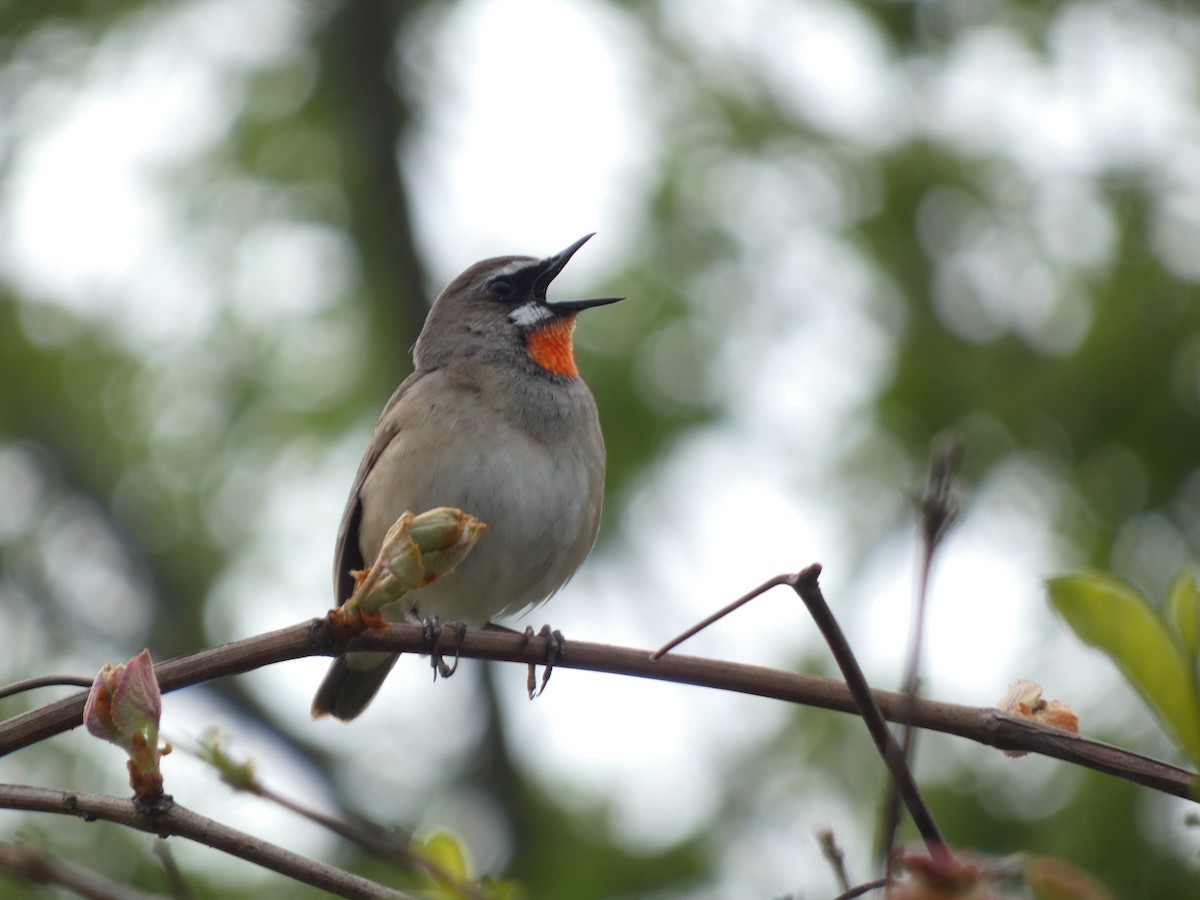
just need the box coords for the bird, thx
[312,234,622,721]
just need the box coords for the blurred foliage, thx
[2,0,1200,897]
[926,767,1196,898]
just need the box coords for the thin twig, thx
[880,436,964,867]
[900,436,963,701]
[917,439,961,625]
[786,565,948,859]
[0,785,414,900]
[650,574,793,659]
[832,878,890,899]
[189,736,488,900]
[0,675,94,701]
[0,618,1194,799]
[817,829,851,892]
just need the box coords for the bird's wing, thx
[332,368,425,605]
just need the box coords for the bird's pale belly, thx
[357,427,602,625]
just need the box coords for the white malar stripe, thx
[510,302,554,328]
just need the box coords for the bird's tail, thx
[311,651,400,721]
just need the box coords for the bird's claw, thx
[423,617,467,680]
[523,624,564,699]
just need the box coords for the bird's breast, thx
[356,374,604,624]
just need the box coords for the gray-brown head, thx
[414,234,623,377]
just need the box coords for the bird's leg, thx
[522,624,565,699]
[421,617,468,681]
[422,616,441,681]
[439,622,468,678]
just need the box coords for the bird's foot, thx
[422,617,468,680]
[522,624,565,699]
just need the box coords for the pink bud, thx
[83,649,165,799]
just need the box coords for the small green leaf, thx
[417,829,469,880]
[1048,573,1200,766]
[1165,569,1200,665]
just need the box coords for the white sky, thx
[3,0,1199,895]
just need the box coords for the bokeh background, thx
[2,0,1199,896]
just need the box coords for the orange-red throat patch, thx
[526,315,580,378]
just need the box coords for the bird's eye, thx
[488,277,516,299]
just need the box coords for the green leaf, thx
[1165,569,1200,666]
[1048,573,1200,766]
[417,829,470,880]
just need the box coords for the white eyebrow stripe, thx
[509,302,554,328]
[495,259,533,278]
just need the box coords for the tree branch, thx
[0,616,1194,799]
[0,785,414,900]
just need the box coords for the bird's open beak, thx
[533,233,625,313]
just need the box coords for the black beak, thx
[533,233,625,313]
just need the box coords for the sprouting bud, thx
[997,679,1044,716]
[997,679,1080,758]
[83,649,167,800]
[409,507,488,580]
[339,507,487,625]
[379,512,426,596]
